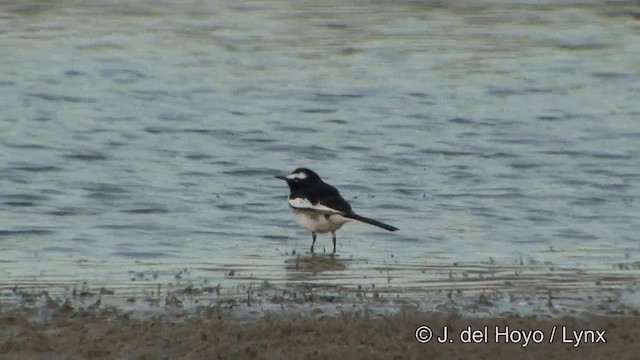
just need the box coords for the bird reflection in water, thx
[284,252,349,278]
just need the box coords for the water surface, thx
[1,0,639,314]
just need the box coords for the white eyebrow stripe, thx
[286,172,308,180]
[288,198,342,214]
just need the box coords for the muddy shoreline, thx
[1,302,639,359]
[3,256,639,358]
[2,275,640,359]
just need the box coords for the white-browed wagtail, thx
[275,168,398,253]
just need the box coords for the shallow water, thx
[1,0,640,314]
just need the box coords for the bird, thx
[275,168,398,253]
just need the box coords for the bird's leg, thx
[310,232,317,253]
[331,231,336,254]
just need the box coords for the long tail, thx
[346,214,399,231]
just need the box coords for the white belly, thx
[291,208,351,233]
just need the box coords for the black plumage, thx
[276,168,398,253]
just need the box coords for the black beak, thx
[275,175,287,181]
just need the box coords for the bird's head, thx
[275,168,321,189]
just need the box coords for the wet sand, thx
[1,303,639,359]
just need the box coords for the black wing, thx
[305,182,353,214]
[316,195,353,214]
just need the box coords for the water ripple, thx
[27,93,96,103]
[0,230,55,237]
[120,208,168,214]
[64,151,109,161]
